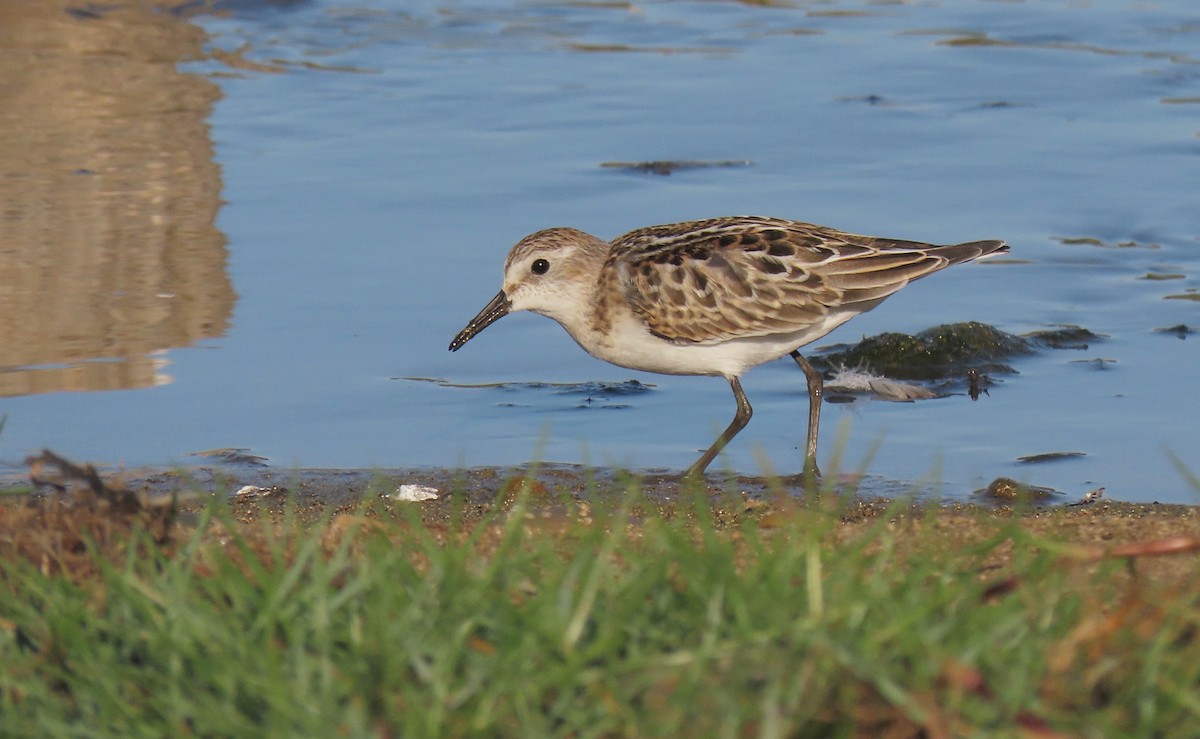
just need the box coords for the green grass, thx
[1,481,1198,737]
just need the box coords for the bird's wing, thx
[607,216,971,344]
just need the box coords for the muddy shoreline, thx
[4,461,1192,512]
[3,458,1198,587]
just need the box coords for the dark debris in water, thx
[1017,451,1087,464]
[1139,272,1185,281]
[1023,324,1105,350]
[401,376,654,393]
[813,322,1032,380]
[835,94,890,105]
[549,380,652,397]
[1054,236,1161,249]
[936,34,1009,48]
[974,100,1032,109]
[406,376,652,410]
[555,380,653,410]
[600,159,752,176]
[1155,324,1195,339]
[188,448,270,466]
[566,42,731,55]
[1067,357,1117,369]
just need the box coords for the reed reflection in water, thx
[0,0,234,398]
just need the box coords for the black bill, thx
[449,290,512,351]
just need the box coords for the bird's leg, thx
[684,377,752,480]
[789,350,823,479]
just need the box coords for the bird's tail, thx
[941,239,1009,265]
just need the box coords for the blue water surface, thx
[2,0,1197,502]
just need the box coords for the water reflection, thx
[0,0,233,397]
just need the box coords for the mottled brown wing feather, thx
[607,217,1003,344]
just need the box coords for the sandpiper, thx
[450,216,1007,478]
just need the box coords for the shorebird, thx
[450,216,1007,478]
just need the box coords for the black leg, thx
[789,350,823,478]
[685,377,752,479]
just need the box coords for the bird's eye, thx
[531,259,550,275]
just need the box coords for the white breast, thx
[559,310,856,378]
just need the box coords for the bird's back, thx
[603,217,1006,346]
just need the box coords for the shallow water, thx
[1,0,1197,503]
